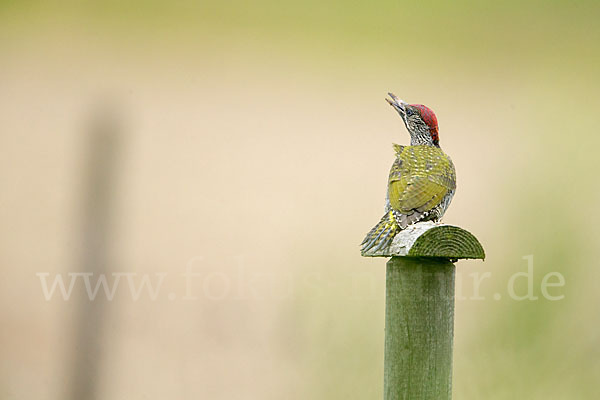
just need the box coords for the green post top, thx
[361,221,485,260]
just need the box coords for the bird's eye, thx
[406,109,414,116]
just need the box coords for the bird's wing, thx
[388,146,455,221]
[387,144,405,183]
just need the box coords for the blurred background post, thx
[69,103,122,400]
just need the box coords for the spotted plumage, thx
[361,94,456,254]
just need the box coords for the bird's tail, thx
[361,211,400,254]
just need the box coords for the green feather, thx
[388,145,455,215]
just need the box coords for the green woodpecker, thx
[361,93,456,253]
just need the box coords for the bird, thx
[361,93,456,254]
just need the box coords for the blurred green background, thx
[2,0,599,399]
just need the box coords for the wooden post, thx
[362,222,485,400]
[385,257,455,399]
[69,105,122,400]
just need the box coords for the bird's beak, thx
[386,92,407,118]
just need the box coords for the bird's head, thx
[386,93,439,146]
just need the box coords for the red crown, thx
[411,104,439,144]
